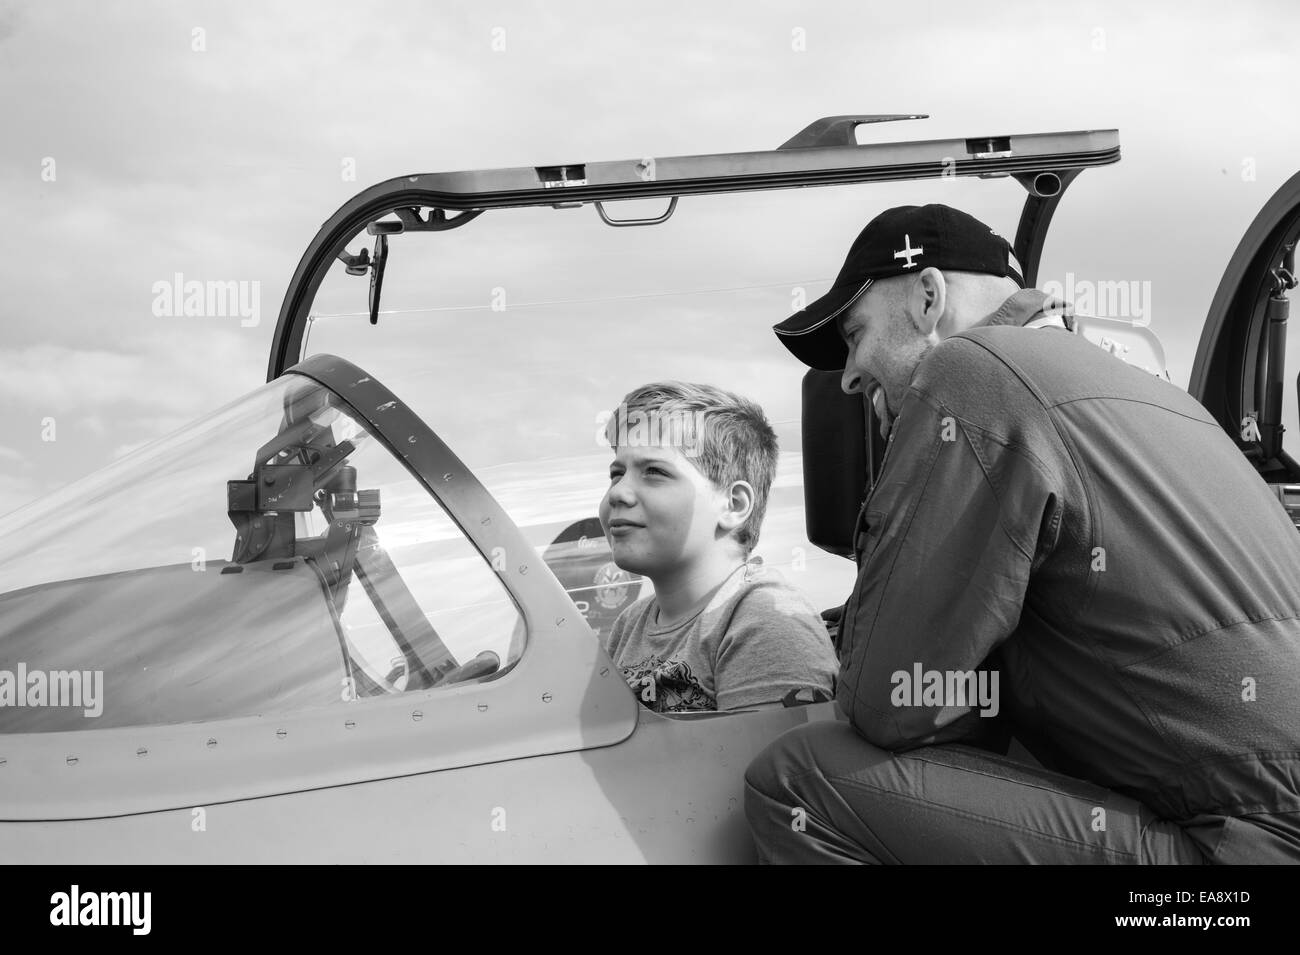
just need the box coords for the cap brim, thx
[772,278,873,371]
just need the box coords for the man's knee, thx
[744,722,835,861]
[744,720,889,833]
[744,720,895,863]
[744,720,855,801]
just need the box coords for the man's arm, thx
[838,386,1061,751]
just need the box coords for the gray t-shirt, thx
[603,561,838,713]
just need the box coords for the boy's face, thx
[599,443,732,578]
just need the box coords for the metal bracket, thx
[333,235,390,321]
[1013,169,1076,200]
[594,196,678,228]
[1271,241,1297,294]
[1012,168,1082,288]
[365,206,484,236]
[778,114,928,150]
[337,247,371,276]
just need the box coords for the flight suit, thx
[745,292,1300,864]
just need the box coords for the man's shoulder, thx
[916,323,1115,410]
[940,323,1203,421]
[940,323,1083,371]
[911,328,1048,406]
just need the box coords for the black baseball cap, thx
[773,204,1025,370]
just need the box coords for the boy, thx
[599,381,837,713]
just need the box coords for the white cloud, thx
[111,440,151,461]
[0,335,260,416]
[2,0,1299,522]
[0,472,40,517]
[0,444,29,467]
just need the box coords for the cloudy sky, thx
[2,0,1298,519]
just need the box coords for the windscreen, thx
[0,373,523,732]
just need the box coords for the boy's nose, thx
[606,477,636,507]
[841,365,863,395]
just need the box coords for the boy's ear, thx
[717,480,756,533]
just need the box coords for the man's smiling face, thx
[598,443,727,578]
[837,279,930,438]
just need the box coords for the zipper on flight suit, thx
[853,416,900,563]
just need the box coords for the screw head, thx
[136,747,148,757]
[412,710,423,722]
[206,738,217,749]
[66,756,79,765]
[275,729,287,740]
[477,702,489,712]
[542,692,553,704]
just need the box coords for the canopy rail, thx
[269,120,1121,379]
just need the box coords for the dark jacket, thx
[838,290,1300,863]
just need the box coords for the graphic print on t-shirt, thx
[620,654,714,712]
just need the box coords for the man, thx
[744,203,1300,864]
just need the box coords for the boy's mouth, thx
[607,518,644,534]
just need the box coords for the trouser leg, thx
[744,721,1207,864]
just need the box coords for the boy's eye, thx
[645,466,669,477]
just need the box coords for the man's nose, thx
[841,365,863,396]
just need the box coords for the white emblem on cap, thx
[894,234,924,268]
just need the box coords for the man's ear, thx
[908,267,946,336]
[717,480,756,533]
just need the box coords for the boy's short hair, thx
[605,381,778,553]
